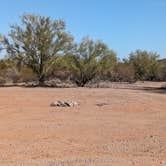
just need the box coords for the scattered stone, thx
[50,101,79,107]
[96,103,110,107]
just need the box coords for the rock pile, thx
[50,101,79,107]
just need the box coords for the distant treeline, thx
[0,14,165,86]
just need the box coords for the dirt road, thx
[0,84,165,165]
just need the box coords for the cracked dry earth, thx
[0,85,165,165]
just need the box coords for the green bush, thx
[0,76,6,84]
[19,67,37,82]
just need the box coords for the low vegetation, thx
[0,14,165,86]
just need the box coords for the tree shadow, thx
[139,87,166,94]
[122,86,166,94]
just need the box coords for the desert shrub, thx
[128,50,159,81]
[5,68,20,83]
[19,67,37,82]
[50,69,71,81]
[114,63,135,82]
[157,59,166,81]
[47,56,72,81]
[0,76,7,84]
[0,58,22,83]
[0,59,11,77]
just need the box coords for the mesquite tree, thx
[64,37,116,86]
[128,50,159,80]
[0,14,73,84]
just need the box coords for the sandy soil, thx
[0,82,166,165]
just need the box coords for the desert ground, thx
[0,82,166,166]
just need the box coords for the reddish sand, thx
[0,83,166,165]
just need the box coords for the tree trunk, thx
[38,55,45,86]
[38,75,45,86]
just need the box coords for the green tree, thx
[128,50,159,80]
[64,38,116,86]
[157,59,166,81]
[98,50,117,80]
[0,14,73,85]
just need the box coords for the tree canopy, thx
[0,14,73,84]
[63,38,117,86]
[128,50,160,81]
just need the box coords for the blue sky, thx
[0,0,166,59]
